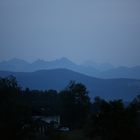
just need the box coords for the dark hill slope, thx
[0,69,140,101]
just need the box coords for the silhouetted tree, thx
[0,76,32,140]
[59,81,90,128]
[85,98,140,140]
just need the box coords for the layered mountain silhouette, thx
[0,58,140,79]
[0,68,140,101]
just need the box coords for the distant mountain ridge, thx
[0,58,140,79]
[0,57,78,72]
[0,68,140,101]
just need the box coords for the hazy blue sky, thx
[0,0,140,66]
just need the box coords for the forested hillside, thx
[0,76,140,140]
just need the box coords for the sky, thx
[0,0,140,66]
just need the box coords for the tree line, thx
[0,76,140,140]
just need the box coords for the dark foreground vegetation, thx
[0,76,140,140]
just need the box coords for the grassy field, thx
[53,130,91,140]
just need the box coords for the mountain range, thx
[0,68,140,101]
[0,58,140,79]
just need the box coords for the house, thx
[32,115,60,134]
